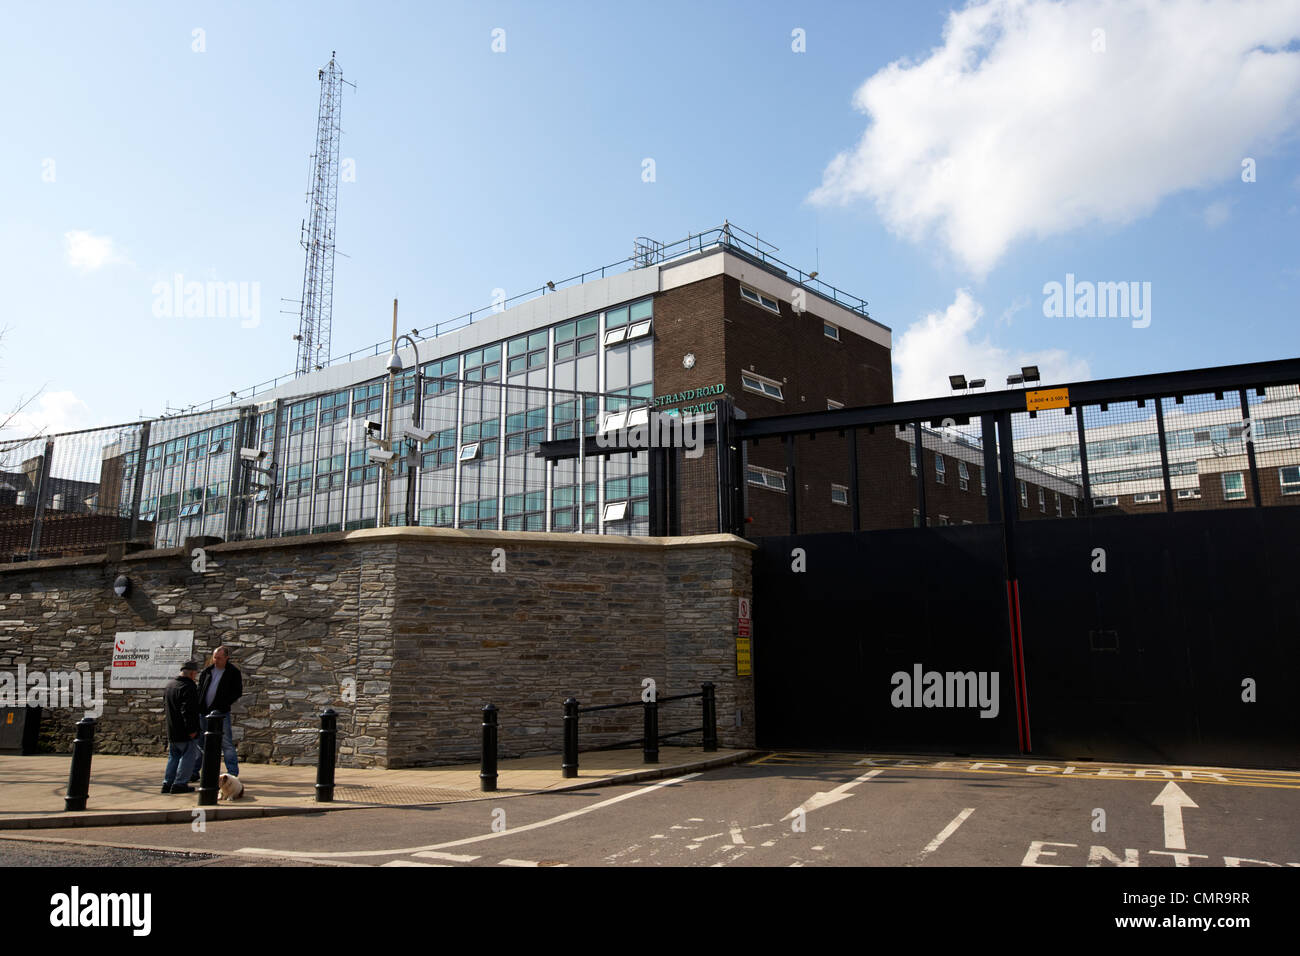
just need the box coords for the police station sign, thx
[110,631,195,689]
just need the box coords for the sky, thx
[2,0,1299,440]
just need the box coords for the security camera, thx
[369,448,396,463]
[239,447,267,462]
[365,420,382,435]
[402,423,435,443]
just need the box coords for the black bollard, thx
[561,697,579,778]
[702,682,717,752]
[64,716,96,812]
[480,704,498,793]
[198,712,224,806]
[316,708,337,802]
[643,698,659,764]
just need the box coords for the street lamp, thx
[385,334,425,528]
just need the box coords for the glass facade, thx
[127,297,655,545]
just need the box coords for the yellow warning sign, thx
[736,637,752,677]
[1026,387,1070,412]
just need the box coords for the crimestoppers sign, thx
[110,631,195,689]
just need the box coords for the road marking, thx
[761,840,776,847]
[1151,782,1198,850]
[754,753,1300,790]
[919,808,976,859]
[411,850,480,863]
[382,860,448,867]
[782,768,885,819]
[730,826,745,845]
[236,772,702,859]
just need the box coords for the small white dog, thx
[218,773,244,801]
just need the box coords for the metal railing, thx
[561,683,718,778]
[185,222,875,415]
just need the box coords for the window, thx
[937,515,949,527]
[1222,472,1246,501]
[824,323,840,341]
[348,451,380,484]
[458,442,481,462]
[1019,480,1028,508]
[827,399,844,411]
[912,509,920,528]
[741,372,784,401]
[319,390,349,423]
[460,419,499,459]
[831,484,849,506]
[935,455,946,485]
[392,371,419,405]
[909,444,917,477]
[739,284,779,313]
[1176,488,1201,501]
[1072,498,1078,516]
[980,467,986,497]
[505,407,547,453]
[503,491,546,532]
[1279,466,1300,495]
[421,428,458,469]
[315,453,345,491]
[463,345,502,383]
[422,357,460,395]
[747,466,786,492]
[351,382,384,418]
[958,461,970,491]
[1038,488,1046,512]
[1093,496,1119,507]
[507,331,548,375]
[554,316,598,361]
[1133,492,1161,504]
[602,501,628,523]
[1055,492,1062,516]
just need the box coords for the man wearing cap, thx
[162,661,201,794]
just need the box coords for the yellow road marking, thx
[748,752,1300,790]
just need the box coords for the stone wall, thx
[0,528,754,768]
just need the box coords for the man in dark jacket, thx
[162,661,201,794]
[194,645,242,778]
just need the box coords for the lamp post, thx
[385,334,424,528]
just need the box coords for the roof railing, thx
[188,223,873,413]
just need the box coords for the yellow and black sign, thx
[735,637,752,677]
[1026,387,1070,412]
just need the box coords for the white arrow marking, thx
[1152,781,1198,850]
[783,769,884,819]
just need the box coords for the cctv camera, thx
[239,447,267,462]
[365,420,382,435]
[369,448,396,463]
[402,423,435,443]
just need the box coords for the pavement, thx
[0,747,757,830]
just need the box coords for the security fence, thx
[721,358,1300,538]
[0,375,658,561]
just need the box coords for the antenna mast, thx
[295,51,352,377]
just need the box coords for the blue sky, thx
[2,0,1298,437]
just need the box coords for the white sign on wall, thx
[110,631,195,689]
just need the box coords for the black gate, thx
[739,359,1300,770]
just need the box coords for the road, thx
[4,752,1297,868]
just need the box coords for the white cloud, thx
[64,230,127,271]
[1203,199,1233,228]
[892,290,1091,402]
[810,0,1300,276]
[2,390,96,440]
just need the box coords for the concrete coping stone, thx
[0,528,756,576]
